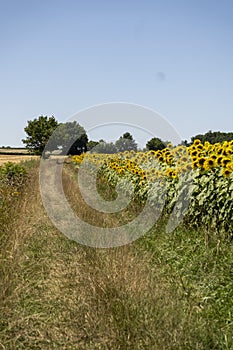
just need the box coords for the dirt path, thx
[0,164,190,350]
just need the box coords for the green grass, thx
[137,221,233,349]
[0,161,233,349]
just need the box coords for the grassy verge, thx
[136,221,233,349]
[0,161,232,349]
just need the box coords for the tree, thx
[121,132,133,140]
[191,130,233,144]
[180,140,189,147]
[146,137,166,151]
[56,121,88,155]
[93,141,117,154]
[115,132,137,152]
[87,140,99,152]
[22,115,59,155]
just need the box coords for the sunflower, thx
[158,156,164,162]
[180,156,189,163]
[222,168,232,177]
[167,143,173,149]
[166,156,174,164]
[222,149,228,156]
[172,170,178,178]
[165,168,175,177]
[221,157,231,167]
[216,148,223,155]
[193,139,201,145]
[226,147,233,156]
[192,160,199,169]
[216,156,223,166]
[190,150,198,157]
[197,157,206,168]
[118,168,125,175]
[196,144,204,151]
[227,162,233,171]
[203,158,216,170]
[204,141,211,148]
[149,175,157,183]
[210,154,217,160]
[183,163,192,172]
[192,156,197,162]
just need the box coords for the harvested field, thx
[0,148,29,155]
[0,154,39,166]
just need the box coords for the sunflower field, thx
[72,139,233,237]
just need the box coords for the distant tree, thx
[93,141,117,154]
[22,115,59,155]
[191,130,233,144]
[115,132,137,152]
[87,140,99,152]
[146,137,166,151]
[121,132,133,140]
[179,140,189,147]
[56,121,88,155]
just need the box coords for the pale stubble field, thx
[0,149,39,165]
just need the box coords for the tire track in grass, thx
[0,163,195,350]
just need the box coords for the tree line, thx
[22,115,166,155]
[22,115,233,155]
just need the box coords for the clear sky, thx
[0,0,233,147]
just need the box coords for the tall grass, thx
[0,161,232,349]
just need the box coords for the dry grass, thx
[1,162,229,349]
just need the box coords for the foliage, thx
[191,130,233,145]
[146,137,166,151]
[0,162,27,187]
[115,132,137,152]
[92,141,117,154]
[0,162,27,232]
[54,121,88,155]
[22,115,59,155]
[22,116,89,156]
[87,140,99,151]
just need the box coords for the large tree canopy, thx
[22,115,59,155]
[22,116,88,155]
[146,137,166,151]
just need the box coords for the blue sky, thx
[0,0,233,147]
